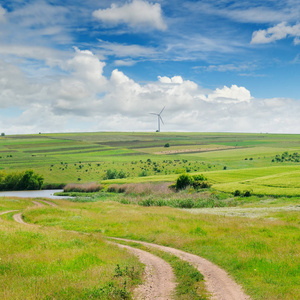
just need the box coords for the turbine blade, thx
[149,113,158,115]
[159,115,164,125]
[159,106,165,115]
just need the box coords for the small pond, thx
[0,189,70,199]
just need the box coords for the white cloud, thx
[1,48,300,134]
[0,45,68,67]
[158,76,184,84]
[114,59,137,66]
[251,22,300,44]
[186,1,300,24]
[207,85,252,103]
[9,1,68,28]
[65,47,107,87]
[96,39,157,58]
[201,64,251,72]
[92,0,167,31]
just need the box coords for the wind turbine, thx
[150,106,165,132]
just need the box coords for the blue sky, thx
[0,0,299,134]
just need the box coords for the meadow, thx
[0,132,299,299]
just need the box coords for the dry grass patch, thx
[64,182,103,193]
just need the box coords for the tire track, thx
[0,210,19,216]
[13,200,45,225]
[112,242,176,300]
[37,200,57,207]
[110,238,251,300]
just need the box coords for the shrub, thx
[175,174,194,190]
[192,174,207,181]
[138,170,148,177]
[118,170,127,179]
[234,190,241,197]
[164,143,170,147]
[104,169,118,179]
[243,190,252,197]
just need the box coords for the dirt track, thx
[112,242,176,299]
[111,238,251,300]
[0,210,19,216]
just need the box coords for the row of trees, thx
[272,151,300,163]
[0,170,44,191]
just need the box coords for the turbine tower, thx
[150,106,165,132]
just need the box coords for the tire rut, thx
[111,242,176,300]
[110,238,251,300]
[0,210,19,216]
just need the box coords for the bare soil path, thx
[13,200,45,225]
[13,213,30,225]
[32,200,45,207]
[111,242,176,299]
[0,210,19,216]
[110,238,251,300]
[37,200,57,207]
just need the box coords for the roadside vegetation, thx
[0,210,143,299]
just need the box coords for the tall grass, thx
[64,182,103,193]
[106,182,236,208]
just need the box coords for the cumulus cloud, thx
[251,22,300,44]
[158,76,184,84]
[1,48,300,134]
[207,85,252,103]
[92,0,167,31]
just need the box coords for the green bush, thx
[104,169,118,179]
[192,174,207,181]
[243,190,252,197]
[175,174,194,190]
[174,173,211,191]
[234,190,241,197]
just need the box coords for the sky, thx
[0,0,299,134]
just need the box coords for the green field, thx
[1,131,299,196]
[0,132,299,299]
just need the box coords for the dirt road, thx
[0,210,19,216]
[112,242,176,299]
[111,238,251,300]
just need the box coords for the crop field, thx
[0,132,299,299]
[1,132,300,196]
